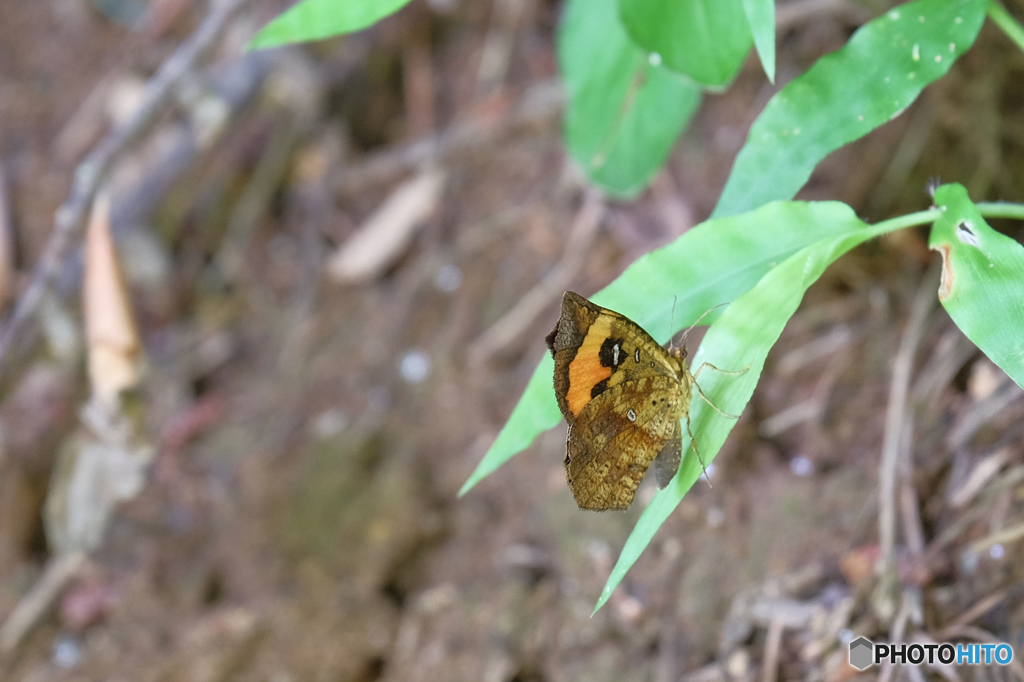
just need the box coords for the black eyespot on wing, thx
[590,377,609,399]
[599,336,626,368]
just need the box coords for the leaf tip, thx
[591,576,621,615]
[246,24,284,51]
[245,36,268,52]
[457,475,477,498]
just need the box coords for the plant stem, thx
[873,209,942,234]
[978,202,1024,221]
[987,1,1024,55]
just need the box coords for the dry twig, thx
[865,95,940,216]
[933,625,1024,681]
[878,266,937,568]
[475,0,525,97]
[0,551,86,655]
[760,614,784,682]
[948,379,1024,450]
[968,521,1024,556]
[898,418,926,559]
[336,78,563,195]
[0,0,252,376]
[0,163,14,311]
[468,189,604,363]
[878,589,921,682]
[939,589,1008,636]
[214,117,305,283]
[911,328,977,408]
[948,447,1012,508]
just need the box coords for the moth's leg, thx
[685,417,713,487]
[691,362,749,420]
[693,381,743,420]
[692,362,750,380]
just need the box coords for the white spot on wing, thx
[627,409,637,422]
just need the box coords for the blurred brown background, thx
[1,0,1024,680]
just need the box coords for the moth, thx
[546,291,743,510]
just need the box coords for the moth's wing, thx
[546,292,678,425]
[547,292,604,423]
[652,419,682,488]
[565,375,681,511]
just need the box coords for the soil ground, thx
[1,1,1024,681]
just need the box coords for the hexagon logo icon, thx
[849,637,874,670]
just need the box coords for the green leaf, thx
[986,0,1024,55]
[248,0,413,50]
[560,0,702,198]
[460,201,888,496]
[593,205,939,612]
[929,183,1024,389]
[458,353,559,495]
[742,0,776,83]
[713,0,987,218]
[619,0,753,87]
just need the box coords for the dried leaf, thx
[170,608,262,682]
[44,401,154,555]
[83,193,143,405]
[327,169,445,283]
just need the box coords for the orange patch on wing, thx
[566,316,613,417]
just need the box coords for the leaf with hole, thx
[929,183,1024,389]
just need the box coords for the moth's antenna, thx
[679,301,731,349]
